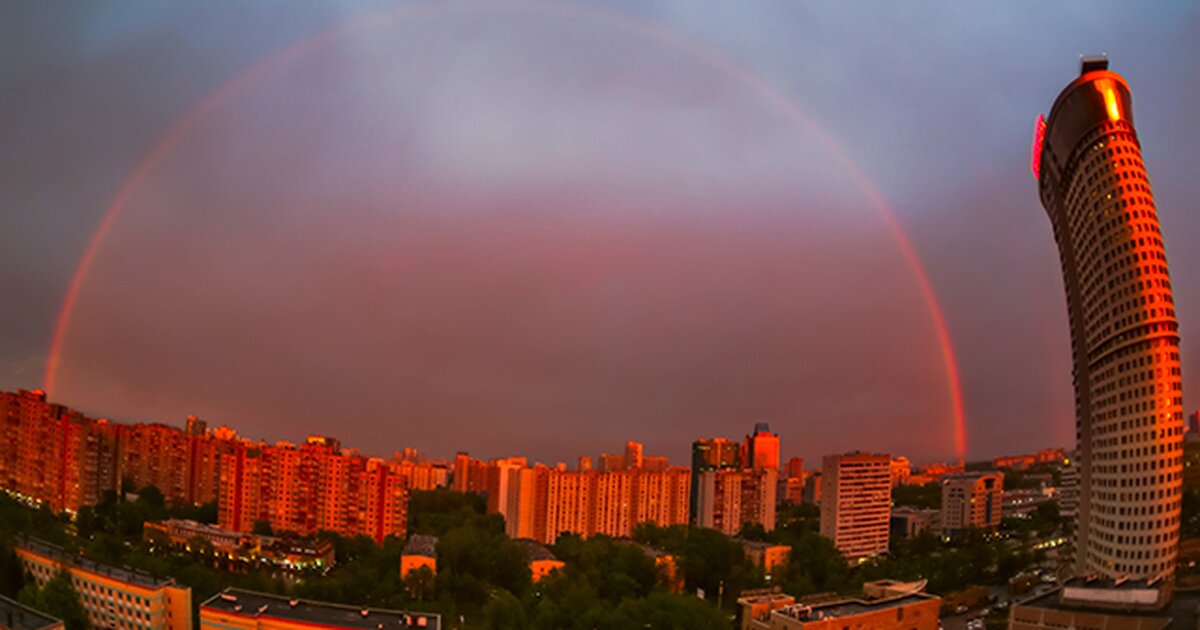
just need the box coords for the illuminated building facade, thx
[820,452,890,561]
[17,537,192,630]
[472,447,690,544]
[690,437,742,523]
[1035,57,1183,579]
[0,390,121,512]
[744,423,780,471]
[695,467,777,535]
[217,438,409,543]
[939,471,1003,534]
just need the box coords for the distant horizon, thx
[2,387,1068,470]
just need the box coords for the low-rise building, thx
[400,535,438,579]
[739,580,940,630]
[16,537,192,630]
[143,520,334,571]
[940,471,1003,534]
[0,594,64,630]
[200,588,438,630]
[636,545,682,593]
[740,540,790,574]
[1008,576,1199,630]
[517,540,564,582]
[1001,489,1054,519]
[889,507,938,540]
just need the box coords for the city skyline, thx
[3,3,1200,467]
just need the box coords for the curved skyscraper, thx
[1035,57,1183,580]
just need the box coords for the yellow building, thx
[200,589,439,630]
[740,540,791,575]
[16,537,192,630]
[517,540,564,582]
[400,535,437,578]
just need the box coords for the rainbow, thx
[43,1,968,459]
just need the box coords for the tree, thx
[403,566,436,601]
[892,483,941,509]
[19,570,90,630]
[481,589,526,630]
[252,520,274,536]
[0,537,25,597]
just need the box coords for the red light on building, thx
[1030,113,1046,179]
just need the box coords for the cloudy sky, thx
[2,1,1198,466]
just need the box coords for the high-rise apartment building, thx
[624,442,644,470]
[744,423,780,471]
[1035,57,1183,579]
[820,452,890,561]
[694,468,777,535]
[939,471,1003,534]
[690,437,741,523]
[217,438,409,543]
[0,390,120,512]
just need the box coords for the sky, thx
[2,1,1199,467]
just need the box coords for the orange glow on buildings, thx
[454,448,691,544]
[1,389,249,513]
[217,437,410,543]
[1036,59,1183,579]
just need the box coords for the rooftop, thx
[201,589,439,630]
[402,535,437,559]
[1015,576,1185,617]
[17,537,174,589]
[739,539,789,552]
[775,592,938,622]
[0,595,63,630]
[516,539,558,562]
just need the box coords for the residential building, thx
[16,537,192,630]
[690,437,741,523]
[740,540,790,575]
[218,439,409,543]
[820,453,890,561]
[696,468,777,535]
[744,424,780,471]
[940,471,1004,534]
[890,456,911,487]
[200,588,438,630]
[801,472,821,505]
[1035,56,1184,579]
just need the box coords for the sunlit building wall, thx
[820,452,890,561]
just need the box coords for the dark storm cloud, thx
[3,1,1199,466]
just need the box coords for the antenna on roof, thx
[1081,53,1109,75]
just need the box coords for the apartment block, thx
[17,537,192,630]
[940,471,1004,534]
[820,452,890,561]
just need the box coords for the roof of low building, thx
[17,536,174,589]
[402,535,437,559]
[516,539,558,562]
[201,588,439,630]
[0,595,63,630]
